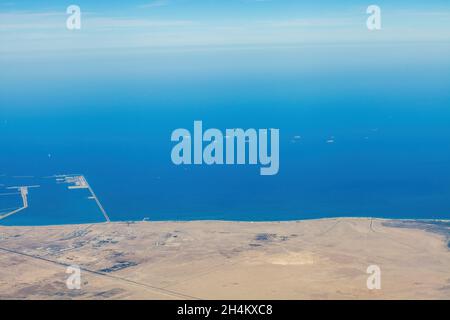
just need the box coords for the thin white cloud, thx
[86,17,194,29]
[0,11,65,30]
[260,18,357,28]
[139,0,169,9]
[0,11,194,31]
[1,9,449,54]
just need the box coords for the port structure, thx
[0,185,40,221]
[54,174,111,223]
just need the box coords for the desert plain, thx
[0,218,449,299]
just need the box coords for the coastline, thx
[1,215,449,228]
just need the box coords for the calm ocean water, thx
[1,45,450,225]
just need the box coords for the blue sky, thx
[1,0,450,54]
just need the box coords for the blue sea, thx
[1,43,450,225]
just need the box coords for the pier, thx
[0,174,111,223]
[56,174,111,223]
[0,185,39,221]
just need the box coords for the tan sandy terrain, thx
[0,218,449,300]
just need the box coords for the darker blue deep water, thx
[1,45,450,225]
